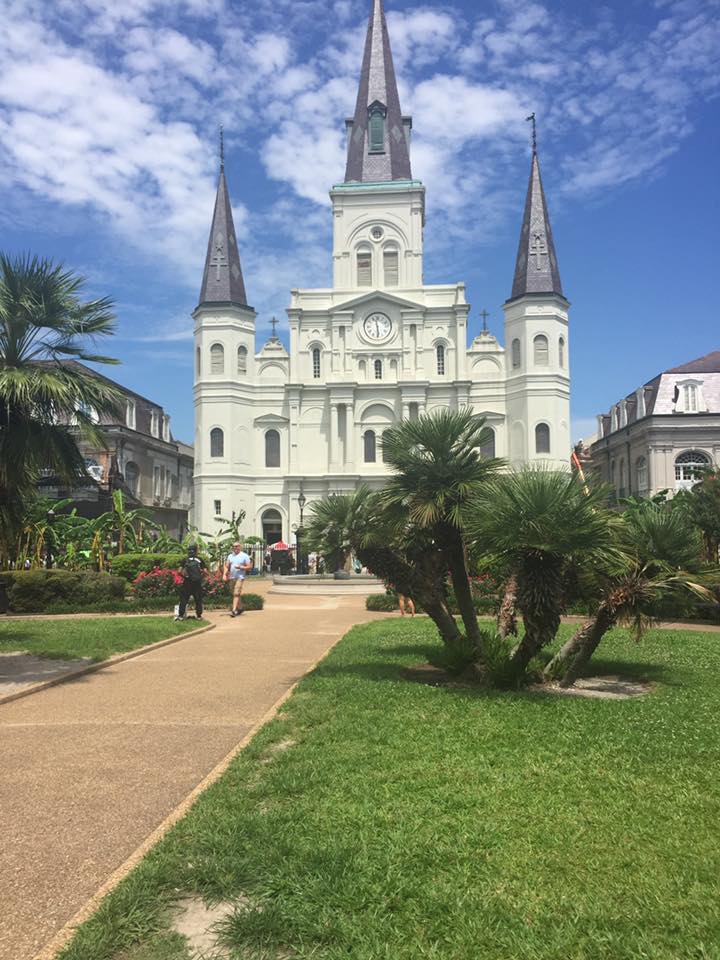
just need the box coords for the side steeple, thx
[198,140,248,308]
[509,141,563,301]
[344,0,412,184]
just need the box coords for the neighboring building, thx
[193,0,571,541]
[590,351,720,498]
[40,361,194,537]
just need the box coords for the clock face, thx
[363,312,392,341]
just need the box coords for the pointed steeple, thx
[344,0,412,184]
[198,148,248,308]
[509,146,563,301]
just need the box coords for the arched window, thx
[675,450,710,489]
[511,338,521,369]
[237,345,247,374]
[636,456,649,494]
[369,105,385,153]
[383,246,399,286]
[619,460,626,497]
[210,343,224,375]
[265,429,280,468]
[436,343,445,376]
[210,427,224,458]
[479,427,495,459]
[195,347,201,378]
[374,359,382,380]
[559,336,565,368]
[363,430,376,463]
[124,461,139,496]
[357,247,372,287]
[535,423,550,454]
[312,348,321,379]
[534,334,549,366]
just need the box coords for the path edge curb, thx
[0,623,216,707]
[32,623,347,960]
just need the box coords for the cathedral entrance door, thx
[261,509,283,546]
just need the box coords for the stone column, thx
[329,403,339,469]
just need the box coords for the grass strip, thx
[59,620,720,960]
[0,616,207,661]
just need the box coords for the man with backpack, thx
[175,545,206,620]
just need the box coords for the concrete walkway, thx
[0,593,388,960]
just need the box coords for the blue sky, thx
[1,0,718,444]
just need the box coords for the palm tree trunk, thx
[543,621,589,678]
[497,572,518,639]
[559,603,617,687]
[423,599,465,650]
[443,528,484,656]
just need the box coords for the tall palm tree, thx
[546,503,712,686]
[467,468,614,674]
[0,253,120,564]
[305,485,374,572]
[380,408,502,655]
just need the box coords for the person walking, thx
[224,540,252,617]
[176,545,206,620]
[397,593,415,617]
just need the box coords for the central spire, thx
[344,0,412,184]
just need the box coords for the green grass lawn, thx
[60,620,720,960]
[0,616,207,662]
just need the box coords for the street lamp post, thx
[45,509,55,569]
[296,488,306,575]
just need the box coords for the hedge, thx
[366,593,400,612]
[110,553,184,582]
[0,570,126,614]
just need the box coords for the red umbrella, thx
[270,540,290,550]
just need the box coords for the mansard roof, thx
[509,149,563,302]
[667,351,720,375]
[344,0,412,184]
[198,166,248,309]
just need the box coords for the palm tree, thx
[93,490,157,555]
[546,503,712,686]
[467,468,614,674]
[0,253,120,564]
[380,408,502,656]
[356,498,465,652]
[305,486,373,573]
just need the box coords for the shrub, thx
[110,553,185,582]
[1,570,125,613]
[366,592,399,611]
[131,567,183,598]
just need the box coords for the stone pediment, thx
[331,291,423,313]
[254,412,288,426]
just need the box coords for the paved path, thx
[0,593,387,960]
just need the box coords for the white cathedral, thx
[193,0,570,543]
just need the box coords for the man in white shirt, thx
[223,541,252,617]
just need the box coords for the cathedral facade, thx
[193,0,570,542]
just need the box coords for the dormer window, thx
[368,102,386,154]
[674,379,706,414]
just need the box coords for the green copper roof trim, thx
[331,180,424,192]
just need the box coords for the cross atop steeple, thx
[344,0,412,184]
[198,140,249,309]
[508,135,563,302]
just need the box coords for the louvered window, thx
[265,430,280,468]
[534,335,549,366]
[383,247,398,286]
[210,343,224,375]
[559,336,565,368]
[511,339,521,369]
[357,249,372,287]
[364,430,376,463]
[237,346,247,374]
[369,109,384,153]
[210,428,224,458]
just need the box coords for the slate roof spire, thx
[344,0,412,183]
[509,137,563,301]
[198,143,248,308]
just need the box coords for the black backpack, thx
[182,556,203,583]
